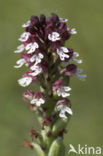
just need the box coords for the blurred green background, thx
[0,0,103,155]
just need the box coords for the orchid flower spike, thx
[14,13,86,156]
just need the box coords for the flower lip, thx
[14,44,25,53]
[22,20,31,28]
[75,68,87,81]
[14,58,26,68]
[59,18,68,23]
[48,32,60,42]
[57,86,71,97]
[26,42,39,54]
[18,32,31,42]
[69,28,77,34]
[29,53,44,66]
[30,91,45,106]
[57,98,72,118]
[53,80,71,98]
[29,65,42,76]
[57,47,69,61]
[18,77,32,87]
[72,52,82,64]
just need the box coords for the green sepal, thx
[48,137,65,156]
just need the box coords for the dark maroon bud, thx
[65,64,77,76]
[30,15,39,26]
[45,23,54,36]
[30,35,41,45]
[26,26,35,34]
[58,23,67,33]
[51,13,59,23]
[51,41,61,52]
[69,48,74,58]
[61,31,70,40]
[40,14,46,24]
[40,61,48,73]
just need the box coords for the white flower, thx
[26,42,39,54]
[59,18,68,22]
[57,104,73,118]
[18,32,30,42]
[14,58,26,68]
[30,53,44,65]
[57,86,71,97]
[22,20,31,28]
[57,47,69,61]
[75,68,87,81]
[31,98,45,106]
[48,32,60,42]
[29,65,42,76]
[18,77,32,87]
[14,44,25,53]
[70,28,77,34]
[72,52,82,64]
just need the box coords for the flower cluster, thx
[14,13,86,118]
[14,13,86,152]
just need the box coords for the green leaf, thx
[32,143,45,156]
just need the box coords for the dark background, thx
[0,0,103,155]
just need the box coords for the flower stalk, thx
[14,13,86,156]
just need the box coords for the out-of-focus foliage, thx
[0,0,103,156]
